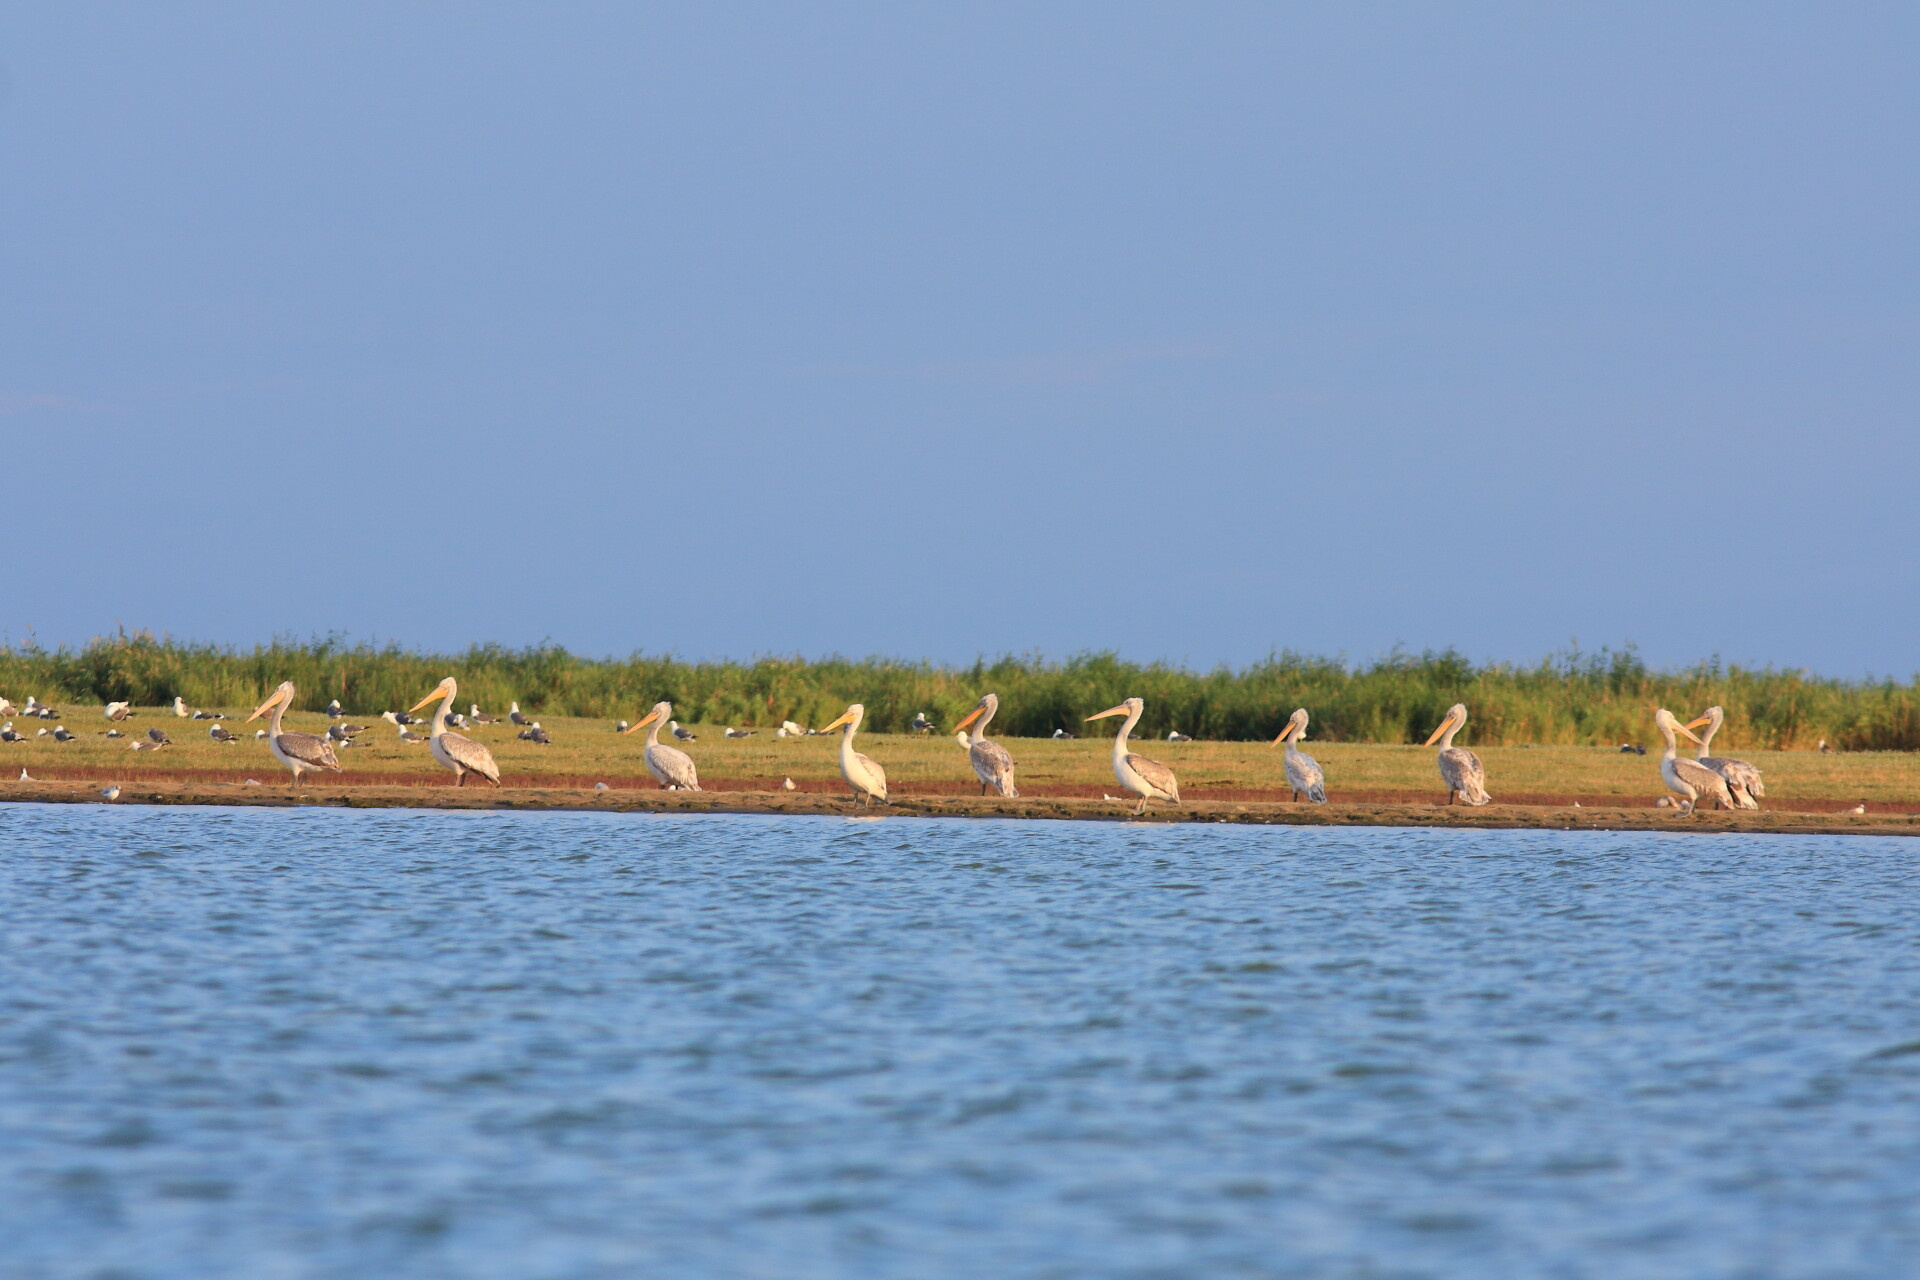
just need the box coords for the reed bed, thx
[3,633,1917,749]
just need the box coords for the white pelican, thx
[1270,708,1326,803]
[1424,703,1491,805]
[622,701,701,790]
[819,704,887,805]
[104,701,130,721]
[1084,698,1180,816]
[1689,706,1763,810]
[173,696,190,718]
[408,677,501,786]
[955,693,1018,797]
[245,682,343,786]
[1654,708,1730,815]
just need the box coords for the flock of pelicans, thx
[4,680,1774,816]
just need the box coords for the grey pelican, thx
[508,702,530,726]
[245,682,344,785]
[1654,708,1730,815]
[622,701,701,790]
[146,726,171,745]
[954,693,1018,797]
[724,727,754,739]
[1166,728,1193,743]
[1085,698,1180,816]
[819,704,888,805]
[910,712,936,734]
[469,704,500,724]
[1270,708,1326,803]
[173,696,191,718]
[1424,704,1491,805]
[408,677,502,786]
[1689,706,1764,810]
[104,701,131,721]
[670,720,697,742]
[208,724,238,742]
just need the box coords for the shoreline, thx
[6,778,1916,837]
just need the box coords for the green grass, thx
[3,631,1918,749]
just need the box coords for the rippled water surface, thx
[3,805,1919,1279]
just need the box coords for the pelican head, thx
[623,701,672,734]
[1655,708,1706,744]
[408,676,458,714]
[1085,697,1142,723]
[1688,706,1724,734]
[245,681,296,723]
[1423,703,1468,747]
[819,704,866,734]
[954,693,999,733]
[1272,707,1309,746]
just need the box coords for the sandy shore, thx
[5,777,1915,837]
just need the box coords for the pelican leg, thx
[456,771,466,787]
[1132,797,1148,817]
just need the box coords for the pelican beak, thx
[244,691,278,723]
[819,710,854,733]
[955,706,985,732]
[407,681,450,715]
[1271,723,1293,746]
[623,708,663,735]
[1676,723,1705,745]
[1085,704,1129,722]
[1684,714,1713,731]
[1423,711,1457,747]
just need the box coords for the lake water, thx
[2,804,1917,1279]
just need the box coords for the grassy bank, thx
[3,633,1918,749]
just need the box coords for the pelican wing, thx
[969,739,1018,797]
[646,742,701,790]
[1673,757,1733,806]
[848,750,888,800]
[1701,755,1763,807]
[439,731,500,782]
[1124,752,1180,802]
[1437,747,1490,804]
[1285,750,1327,803]
[276,732,343,772]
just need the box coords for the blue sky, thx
[4,6,1915,673]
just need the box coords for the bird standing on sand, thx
[1425,704,1491,806]
[408,677,502,786]
[100,785,121,801]
[955,693,1018,797]
[1271,708,1326,803]
[1653,708,1730,815]
[1085,697,1180,816]
[818,704,888,805]
[1689,706,1764,810]
[623,701,701,790]
[245,682,344,786]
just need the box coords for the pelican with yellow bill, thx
[1424,703,1491,805]
[408,677,502,787]
[818,704,888,805]
[954,693,1018,797]
[1658,709,1733,814]
[622,701,701,790]
[1084,697,1179,816]
[245,681,343,786]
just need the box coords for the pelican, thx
[1654,708,1730,815]
[1688,706,1764,810]
[1084,698,1180,816]
[104,701,131,721]
[622,701,701,790]
[1270,708,1326,803]
[245,682,343,785]
[508,702,530,726]
[469,704,500,724]
[173,696,190,718]
[819,704,888,805]
[1424,704,1491,805]
[954,693,1018,797]
[407,677,502,786]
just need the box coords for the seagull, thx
[0,697,14,716]
[469,704,500,724]
[0,722,23,743]
[397,722,427,743]
[35,727,50,738]
[23,696,43,716]
[131,740,164,752]
[614,720,630,734]
[254,728,269,739]
[327,700,343,719]
[208,724,237,742]
[910,712,936,734]
[725,727,754,739]
[1052,728,1075,739]
[780,720,807,738]
[18,767,34,782]
[1618,742,1646,755]
[1848,802,1867,815]
[509,702,530,726]
[327,725,352,742]
[146,727,171,745]
[52,725,77,742]
[781,777,796,791]
[670,721,696,742]
[593,781,610,790]
[518,723,551,744]
[105,729,125,738]
[1818,739,1834,754]
[174,696,191,718]
[100,785,121,801]
[192,710,219,720]
[1166,729,1194,742]
[104,701,131,721]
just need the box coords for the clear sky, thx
[4,6,1915,674]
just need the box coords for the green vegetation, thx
[4,632,1917,749]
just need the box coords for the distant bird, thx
[174,696,191,718]
[52,725,77,742]
[447,712,469,730]
[408,677,502,787]
[1848,802,1867,815]
[327,724,352,742]
[208,724,237,742]
[1085,698,1180,816]
[469,704,500,724]
[508,702,530,726]
[623,701,700,790]
[1818,739,1834,754]
[955,693,1018,797]
[131,740,164,752]
[104,701,131,721]
[1654,709,1729,816]
[523,724,551,745]
[614,720,630,734]
[146,727,171,745]
[1618,742,1646,755]
[397,722,427,743]
[23,696,43,716]
[35,706,59,720]
[327,700,343,719]
[1655,796,1674,808]
[0,722,23,743]
[1271,707,1326,803]
[819,704,887,805]
[1425,704,1491,806]
[1166,729,1194,742]
[100,785,121,801]
[670,720,697,742]
[192,710,219,720]
[105,729,124,738]
[910,712,936,735]
[781,777,796,791]
[725,727,754,739]
[0,697,14,716]
[954,730,971,749]
[254,728,268,739]
[1051,728,1075,739]
[380,711,399,726]
[35,727,49,738]
[593,781,610,790]
[779,720,807,739]
[247,682,344,786]
[18,767,34,782]
[393,711,417,725]
[1689,706,1763,810]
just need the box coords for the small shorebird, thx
[1425,704,1491,805]
[955,693,1018,797]
[408,677,502,786]
[623,702,701,790]
[1271,708,1326,803]
[819,704,888,805]
[245,682,344,786]
[1085,697,1179,816]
